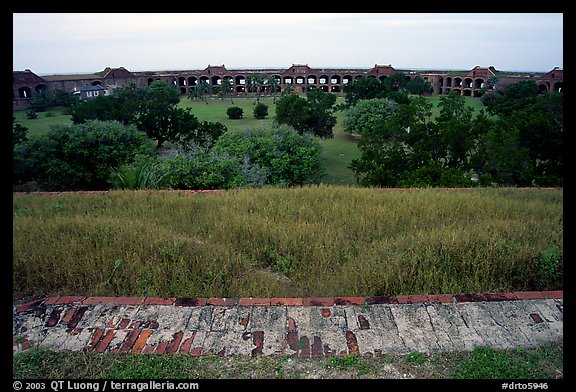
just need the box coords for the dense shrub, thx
[226,106,244,119]
[13,121,155,191]
[215,124,325,186]
[253,102,268,119]
[151,148,267,190]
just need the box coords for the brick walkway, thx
[13,291,563,357]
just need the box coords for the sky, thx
[13,13,563,75]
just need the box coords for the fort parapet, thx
[13,63,563,110]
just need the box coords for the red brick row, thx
[15,290,563,313]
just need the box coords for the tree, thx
[13,121,154,191]
[405,76,434,96]
[434,91,477,168]
[29,90,50,112]
[13,116,28,147]
[268,75,281,103]
[305,89,337,138]
[215,124,325,186]
[471,120,533,186]
[343,77,388,107]
[70,82,144,125]
[281,83,294,96]
[218,77,234,104]
[274,90,337,138]
[484,82,562,185]
[137,80,202,149]
[342,98,398,136]
[274,94,311,134]
[137,104,200,149]
[188,80,212,104]
[247,73,267,102]
[382,73,408,92]
[52,89,80,109]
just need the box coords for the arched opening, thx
[18,86,32,98]
[188,76,198,86]
[474,78,484,89]
[211,76,221,86]
[538,84,548,94]
[553,82,563,92]
[35,84,47,93]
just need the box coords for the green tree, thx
[137,81,201,149]
[29,89,50,112]
[12,116,28,147]
[188,80,212,104]
[484,82,562,185]
[268,75,281,103]
[52,89,80,109]
[434,91,477,168]
[247,73,267,102]
[13,121,155,191]
[342,77,388,107]
[215,124,325,186]
[342,98,398,136]
[471,119,533,186]
[218,77,234,104]
[70,83,144,125]
[405,76,434,96]
[274,90,336,138]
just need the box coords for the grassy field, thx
[13,95,486,186]
[13,186,562,300]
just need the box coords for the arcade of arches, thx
[13,63,563,110]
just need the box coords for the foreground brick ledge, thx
[14,290,562,312]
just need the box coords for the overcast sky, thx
[13,13,563,75]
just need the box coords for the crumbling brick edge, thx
[14,290,563,313]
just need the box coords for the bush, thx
[253,102,268,119]
[152,148,267,190]
[215,124,325,186]
[108,156,163,190]
[226,106,244,119]
[13,121,155,191]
